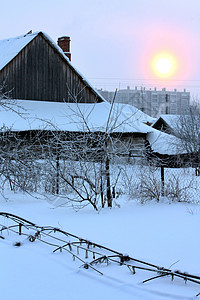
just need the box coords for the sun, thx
[156,57,172,74]
[152,53,177,78]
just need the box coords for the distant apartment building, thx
[98,87,190,117]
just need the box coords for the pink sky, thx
[1,0,200,96]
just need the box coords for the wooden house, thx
[0,31,104,103]
[152,115,181,135]
[0,31,185,164]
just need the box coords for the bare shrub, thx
[138,166,162,203]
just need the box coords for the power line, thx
[88,77,200,82]
[93,83,200,87]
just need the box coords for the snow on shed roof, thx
[113,103,155,124]
[146,130,186,155]
[0,99,186,155]
[152,114,181,129]
[0,99,153,134]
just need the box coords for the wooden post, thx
[161,166,164,196]
[71,176,74,187]
[19,223,22,235]
[56,154,59,195]
[106,156,112,207]
[100,175,104,208]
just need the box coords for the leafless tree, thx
[0,86,28,197]
[40,126,130,210]
[173,103,200,171]
[0,82,25,115]
[33,85,141,210]
[0,82,156,208]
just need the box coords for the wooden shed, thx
[152,115,180,135]
[0,31,104,103]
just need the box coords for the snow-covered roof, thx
[0,99,186,155]
[0,99,153,134]
[152,114,180,129]
[146,130,186,155]
[0,31,106,103]
[0,98,188,156]
[0,32,37,71]
[113,103,155,124]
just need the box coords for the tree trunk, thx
[106,156,112,207]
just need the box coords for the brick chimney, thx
[57,36,71,61]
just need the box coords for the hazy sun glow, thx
[152,53,177,78]
[156,57,172,74]
[135,25,194,85]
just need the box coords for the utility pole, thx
[165,94,169,114]
[141,87,144,112]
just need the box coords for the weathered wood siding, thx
[0,34,102,103]
[109,134,146,157]
[152,119,171,133]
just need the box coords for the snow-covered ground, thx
[0,192,199,300]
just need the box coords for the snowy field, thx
[0,192,199,300]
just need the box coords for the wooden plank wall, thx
[0,34,101,103]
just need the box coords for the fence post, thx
[19,223,22,235]
[161,166,165,196]
[106,156,112,207]
[100,175,104,208]
[56,154,59,195]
